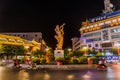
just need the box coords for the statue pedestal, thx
[54,49,64,58]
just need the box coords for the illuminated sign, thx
[54,50,64,57]
[98,56,120,60]
[89,10,120,22]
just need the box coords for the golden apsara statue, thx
[55,23,65,49]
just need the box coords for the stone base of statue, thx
[54,49,64,58]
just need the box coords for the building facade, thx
[79,10,120,55]
[71,0,120,56]
[1,32,42,42]
[71,37,80,51]
[0,32,49,52]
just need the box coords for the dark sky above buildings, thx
[0,0,120,49]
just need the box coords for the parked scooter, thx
[96,64,107,70]
[13,60,22,69]
[96,58,107,70]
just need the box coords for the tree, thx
[87,49,92,55]
[64,48,73,58]
[32,49,45,58]
[64,49,69,58]
[91,48,97,55]
[73,50,83,57]
[0,44,4,60]
[96,51,103,56]
[2,44,26,59]
[112,48,118,56]
[45,49,54,62]
[87,48,97,56]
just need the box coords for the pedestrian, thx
[13,60,17,67]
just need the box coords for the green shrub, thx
[72,58,79,64]
[55,57,65,62]
[96,52,103,56]
[63,57,71,64]
[32,58,40,64]
[40,58,46,64]
[79,57,88,64]
[89,57,99,64]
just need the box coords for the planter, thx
[88,59,93,64]
[57,61,62,65]
[55,57,64,65]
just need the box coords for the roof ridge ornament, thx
[82,19,90,27]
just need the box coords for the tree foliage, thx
[32,49,45,58]
[0,44,25,59]
[2,44,25,56]
[96,51,103,56]
[73,50,83,57]
[112,48,118,55]
[87,48,97,56]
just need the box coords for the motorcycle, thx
[96,64,107,70]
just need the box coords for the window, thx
[83,32,101,37]
[88,44,91,47]
[23,35,25,37]
[94,38,101,41]
[26,35,28,37]
[35,34,38,37]
[95,44,98,47]
[102,29,109,41]
[86,37,101,43]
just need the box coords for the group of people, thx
[13,59,36,69]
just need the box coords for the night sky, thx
[0,0,120,49]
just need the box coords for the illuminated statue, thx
[103,0,115,14]
[55,23,65,49]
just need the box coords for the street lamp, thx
[68,48,72,52]
[115,43,120,55]
[82,47,88,56]
[67,48,72,58]
[24,46,29,49]
[45,48,49,51]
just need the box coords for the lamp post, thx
[67,48,72,57]
[117,45,120,55]
[68,48,72,52]
[83,47,88,56]
[115,43,120,55]
[45,47,51,63]
[45,48,49,51]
